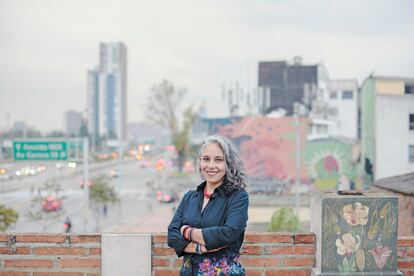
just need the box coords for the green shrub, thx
[0,204,18,231]
[268,207,300,232]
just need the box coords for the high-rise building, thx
[257,57,329,115]
[87,42,127,149]
[64,110,83,137]
[361,76,414,182]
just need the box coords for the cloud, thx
[0,0,413,131]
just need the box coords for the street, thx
[0,159,179,233]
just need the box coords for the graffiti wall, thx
[215,116,308,181]
[210,115,359,191]
[305,139,358,190]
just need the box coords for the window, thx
[342,90,353,99]
[330,90,338,99]
[409,145,414,163]
[405,84,414,95]
[410,114,414,130]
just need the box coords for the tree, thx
[0,204,19,231]
[26,181,64,232]
[145,80,197,172]
[268,207,300,232]
[89,175,120,231]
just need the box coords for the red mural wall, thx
[215,116,309,181]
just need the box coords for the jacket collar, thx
[196,180,228,198]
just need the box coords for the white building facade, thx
[361,76,414,181]
[375,89,414,180]
[327,79,359,139]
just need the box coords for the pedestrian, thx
[103,204,107,217]
[167,135,249,275]
[64,217,72,233]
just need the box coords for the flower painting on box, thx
[321,197,398,274]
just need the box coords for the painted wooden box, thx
[311,191,402,275]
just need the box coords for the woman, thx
[168,135,249,275]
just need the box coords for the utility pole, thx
[293,103,302,216]
[83,137,89,232]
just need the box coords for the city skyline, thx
[1,0,413,132]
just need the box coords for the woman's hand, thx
[183,242,226,254]
[180,225,190,235]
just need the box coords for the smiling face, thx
[200,143,226,187]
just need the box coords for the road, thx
[0,159,180,233]
[1,159,312,233]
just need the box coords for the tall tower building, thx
[87,42,127,149]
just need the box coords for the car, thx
[156,190,178,203]
[80,179,93,188]
[42,196,62,212]
[140,160,152,169]
[109,169,120,178]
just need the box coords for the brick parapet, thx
[0,233,413,275]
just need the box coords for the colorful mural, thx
[210,115,361,191]
[214,116,308,182]
[305,139,359,190]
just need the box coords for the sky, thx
[0,0,413,132]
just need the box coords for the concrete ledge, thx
[102,233,151,276]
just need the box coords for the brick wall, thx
[398,236,414,276]
[153,232,315,276]
[0,234,101,276]
[1,233,413,275]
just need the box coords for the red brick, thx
[58,258,100,268]
[266,246,294,255]
[265,269,310,276]
[397,249,405,258]
[245,270,263,276]
[152,258,171,267]
[406,249,414,258]
[245,233,293,243]
[5,259,53,268]
[284,257,315,266]
[294,246,315,255]
[153,234,167,243]
[398,260,414,269]
[153,247,176,256]
[0,273,30,276]
[295,234,315,244]
[16,234,66,243]
[241,245,262,255]
[0,234,10,242]
[89,248,101,255]
[34,247,88,255]
[153,269,179,276]
[403,272,414,276]
[241,256,280,267]
[33,273,84,276]
[70,235,101,243]
[174,258,183,267]
[0,246,31,254]
[398,237,414,247]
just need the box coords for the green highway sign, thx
[13,141,68,161]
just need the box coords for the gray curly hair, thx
[198,135,247,192]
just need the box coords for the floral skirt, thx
[180,254,245,276]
